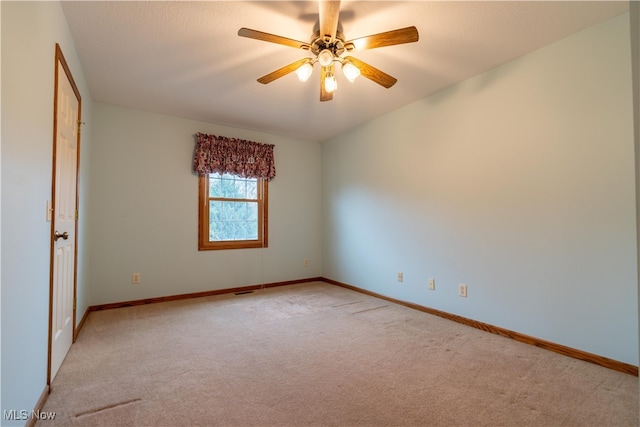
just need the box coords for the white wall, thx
[88,103,322,305]
[1,1,93,423]
[322,14,638,365]
[630,0,640,400]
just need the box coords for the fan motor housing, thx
[310,30,348,58]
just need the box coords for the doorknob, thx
[54,231,69,241]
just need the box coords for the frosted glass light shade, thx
[295,63,313,82]
[318,49,334,66]
[342,62,360,83]
[324,74,337,93]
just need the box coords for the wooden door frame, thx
[48,43,82,385]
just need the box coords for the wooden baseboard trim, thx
[24,385,50,427]
[74,307,90,341]
[321,277,638,376]
[88,277,323,312]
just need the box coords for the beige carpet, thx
[39,281,638,426]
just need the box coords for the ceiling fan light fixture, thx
[324,72,337,93]
[342,61,360,83]
[318,49,334,67]
[238,3,419,101]
[295,62,313,82]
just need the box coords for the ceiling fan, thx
[238,1,419,102]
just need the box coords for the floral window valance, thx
[193,132,276,181]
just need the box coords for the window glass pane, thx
[223,221,235,240]
[233,221,247,240]
[210,222,221,241]
[246,180,258,199]
[209,175,222,198]
[234,201,246,217]
[210,201,222,221]
[248,202,258,221]
[222,201,234,220]
[247,221,258,240]
[209,213,225,241]
[234,179,247,199]
[221,176,237,198]
[208,173,258,200]
[208,200,259,242]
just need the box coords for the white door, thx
[50,45,81,382]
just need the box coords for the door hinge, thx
[75,209,79,221]
[77,121,85,135]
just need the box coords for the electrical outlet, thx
[132,273,141,284]
[397,272,403,282]
[304,258,309,267]
[428,278,435,290]
[458,283,467,297]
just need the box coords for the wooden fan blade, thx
[257,58,312,84]
[345,26,419,50]
[238,28,310,50]
[345,56,397,88]
[319,1,341,41]
[320,64,334,102]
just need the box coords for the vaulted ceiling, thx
[61,1,629,142]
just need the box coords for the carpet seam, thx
[74,398,142,418]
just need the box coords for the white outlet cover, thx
[459,284,467,297]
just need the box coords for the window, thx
[198,173,268,250]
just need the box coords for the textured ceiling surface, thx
[61,1,629,142]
